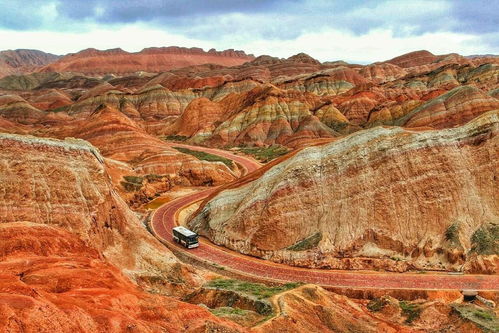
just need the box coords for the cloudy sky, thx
[0,0,497,63]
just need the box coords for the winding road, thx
[151,144,499,291]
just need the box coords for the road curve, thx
[151,145,499,291]
[165,142,262,174]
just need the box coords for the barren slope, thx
[0,133,206,293]
[190,110,499,273]
[0,222,245,332]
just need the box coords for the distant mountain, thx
[36,46,255,75]
[465,54,498,58]
[0,49,59,78]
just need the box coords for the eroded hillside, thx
[190,111,499,273]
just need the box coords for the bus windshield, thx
[187,236,198,244]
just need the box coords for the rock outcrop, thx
[0,133,206,292]
[190,110,499,273]
[32,104,236,207]
[368,85,499,128]
[386,50,439,68]
[0,222,245,332]
[163,84,353,147]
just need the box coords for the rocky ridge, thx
[190,110,499,273]
[38,47,254,75]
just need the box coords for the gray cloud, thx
[55,0,294,21]
[0,0,497,47]
[451,1,498,34]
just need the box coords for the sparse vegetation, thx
[367,297,388,312]
[451,304,499,332]
[123,175,144,184]
[399,301,421,324]
[50,105,70,113]
[212,263,226,271]
[470,223,499,255]
[163,135,189,142]
[144,174,163,182]
[445,222,462,248]
[173,146,234,169]
[210,307,250,317]
[287,232,322,251]
[120,175,144,192]
[238,145,289,163]
[206,278,301,300]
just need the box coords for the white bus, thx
[172,226,199,248]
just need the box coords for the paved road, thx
[151,145,499,291]
[166,142,262,174]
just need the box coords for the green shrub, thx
[50,105,70,113]
[451,304,499,332]
[239,145,289,163]
[287,232,322,251]
[123,175,143,184]
[445,222,461,248]
[470,223,499,255]
[367,298,388,312]
[144,174,163,182]
[173,147,234,169]
[121,175,144,192]
[164,135,189,142]
[210,307,250,316]
[399,301,421,324]
[206,278,300,300]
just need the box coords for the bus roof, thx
[172,226,197,237]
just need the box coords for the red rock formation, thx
[393,85,499,128]
[0,117,27,134]
[167,97,226,137]
[0,222,245,332]
[38,47,254,75]
[386,50,439,68]
[0,94,45,124]
[0,133,212,293]
[0,49,59,78]
[177,84,346,147]
[190,110,499,273]
[26,89,73,110]
[286,53,321,65]
[47,105,236,189]
[359,62,407,84]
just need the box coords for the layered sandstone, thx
[0,133,206,292]
[38,47,254,75]
[383,85,499,128]
[0,94,45,124]
[164,84,352,147]
[0,222,245,332]
[33,104,236,208]
[386,50,439,68]
[0,49,59,78]
[190,110,499,273]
